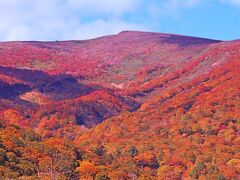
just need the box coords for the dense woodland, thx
[0,31,239,179]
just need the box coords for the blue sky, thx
[0,0,239,41]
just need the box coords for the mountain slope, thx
[0,31,222,130]
[0,31,220,87]
[76,54,240,179]
[0,31,239,179]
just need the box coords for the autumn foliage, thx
[0,31,239,179]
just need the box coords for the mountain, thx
[0,31,239,179]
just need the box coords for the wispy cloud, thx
[0,0,146,41]
[71,20,147,40]
[160,0,201,13]
[67,0,142,16]
[0,0,238,41]
[147,0,201,20]
[219,0,240,5]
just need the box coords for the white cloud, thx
[6,25,33,41]
[1,0,235,41]
[71,20,148,40]
[0,0,146,41]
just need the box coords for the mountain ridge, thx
[0,30,223,43]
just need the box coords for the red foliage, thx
[0,31,239,179]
